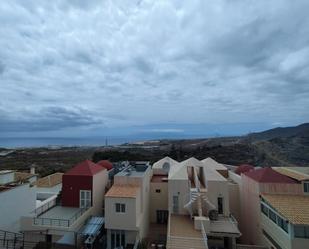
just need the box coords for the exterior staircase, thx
[167,236,207,249]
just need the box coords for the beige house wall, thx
[105,195,140,231]
[105,166,152,245]
[240,174,302,246]
[206,180,229,216]
[92,169,108,215]
[228,182,241,222]
[168,179,190,215]
[240,176,261,244]
[150,181,168,223]
[137,168,151,239]
[291,237,309,249]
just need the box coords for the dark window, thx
[111,233,115,248]
[277,216,288,233]
[294,225,309,238]
[217,197,223,214]
[304,182,309,193]
[121,232,125,247]
[116,233,120,247]
[116,203,120,212]
[261,203,268,216]
[173,196,179,213]
[115,203,126,213]
[156,189,161,193]
[269,209,277,223]
[121,203,125,213]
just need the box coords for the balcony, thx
[34,205,89,227]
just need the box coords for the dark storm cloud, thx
[0,106,101,132]
[0,0,309,135]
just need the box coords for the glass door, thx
[80,190,91,208]
[111,230,125,249]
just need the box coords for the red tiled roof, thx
[65,160,105,176]
[244,167,297,183]
[235,164,254,175]
[97,160,113,170]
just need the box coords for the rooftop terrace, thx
[34,205,88,227]
[116,162,149,177]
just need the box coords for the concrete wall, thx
[240,175,261,244]
[168,179,190,215]
[0,171,15,185]
[207,179,229,216]
[105,196,140,230]
[139,168,151,240]
[240,174,302,245]
[228,181,241,222]
[291,237,309,249]
[37,184,62,195]
[0,183,36,232]
[228,171,242,185]
[150,181,168,223]
[92,169,108,215]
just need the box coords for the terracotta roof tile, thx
[262,194,309,225]
[244,167,297,183]
[273,167,309,181]
[105,185,139,198]
[97,160,113,170]
[65,160,105,176]
[235,164,254,175]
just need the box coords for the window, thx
[304,182,309,193]
[217,197,223,214]
[261,203,268,216]
[173,195,179,213]
[111,230,125,248]
[269,209,277,223]
[156,189,161,193]
[277,216,288,233]
[80,190,91,208]
[261,200,289,234]
[294,225,309,238]
[115,203,126,213]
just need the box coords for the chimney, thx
[30,166,35,175]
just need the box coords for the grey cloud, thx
[0,106,102,132]
[0,61,5,74]
[0,0,309,135]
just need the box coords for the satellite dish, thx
[162,162,170,172]
[208,209,218,221]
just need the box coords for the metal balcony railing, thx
[33,207,89,227]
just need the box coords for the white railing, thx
[133,235,140,249]
[236,245,268,249]
[200,222,208,249]
[33,197,57,216]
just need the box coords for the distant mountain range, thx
[247,123,309,141]
[94,122,309,167]
[1,123,308,177]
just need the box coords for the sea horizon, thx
[0,134,216,149]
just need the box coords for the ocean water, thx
[0,137,131,149]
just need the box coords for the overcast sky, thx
[0,0,309,138]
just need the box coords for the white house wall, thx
[0,183,36,232]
